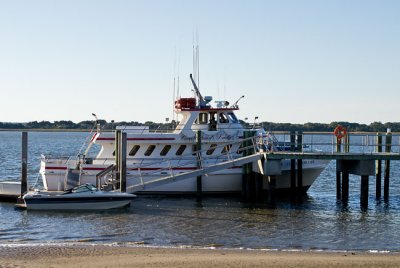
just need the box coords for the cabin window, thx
[227,112,238,123]
[160,145,171,156]
[198,113,208,124]
[219,113,228,124]
[206,144,218,155]
[209,112,217,131]
[221,144,232,154]
[144,145,156,156]
[129,145,140,156]
[176,145,187,155]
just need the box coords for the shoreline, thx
[1,245,400,268]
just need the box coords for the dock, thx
[261,129,399,208]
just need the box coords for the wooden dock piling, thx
[196,130,202,201]
[336,137,342,200]
[114,130,121,190]
[267,175,276,206]
[384,129,392,202]
[115,130,121,169]
[15,132,28,208]
[344,133,350,153]
[21,132,28,196]
[296,131,303,192]
[241,131,250,199]
[119,132,127,192]
[241,130,258,201]
[360,175,369,208]
[255,172,264,201]
[376,134,382,199]
[341,172,349,204]
[290,131,296,193]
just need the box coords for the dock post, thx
[241,131,249,199]
[360,175,369,208]
[115,130,121,166]
[119,132,127,192]
[114,130,121,189]
[384,129,392,202]
[196,130,202,202]
[255,172,264,201]
[21,132,28,196]
[336,136,342,200]
[241,130,257,201]
[342,172,349,205]
[248,131,257,201]
[290,131,296,194]
[296,131,303,192]
[376,133,382,200]
[267,175,276,206]
[344,133,350,153]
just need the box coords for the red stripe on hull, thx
[45,166,242,171]
[96,137,175,141]
[45,166,67,170]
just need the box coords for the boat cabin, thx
[174,97,242,134]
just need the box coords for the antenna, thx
[172,76,176,122]
[177,49,180,99]
[196,31,199,88]
[192,29,200,90]
[172,48,176,122]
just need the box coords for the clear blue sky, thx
[1,0,399,124]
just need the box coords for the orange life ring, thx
[334,125,347,139]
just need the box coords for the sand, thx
[0,245,399,268]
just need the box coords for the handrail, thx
[263,132,400,154]
[127,136,259,186]
[95,164,116,189]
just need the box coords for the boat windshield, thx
[66,184,98,194]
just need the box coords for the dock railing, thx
[266,131,400,155]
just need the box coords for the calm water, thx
[1,131,400,251]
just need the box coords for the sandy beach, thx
[0,246,399,268]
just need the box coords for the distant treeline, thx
[0,120,399,132]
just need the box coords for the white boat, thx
[0,180,21,200]
[39,74,329,195]
[22,184,135,210]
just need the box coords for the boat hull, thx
[42,160,329,195]
[23,193,135,210]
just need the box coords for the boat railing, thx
[126,136,259,188]
[113,124,245,134]
[42,155,77,165]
